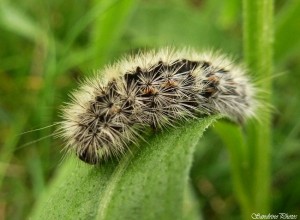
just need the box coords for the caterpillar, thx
[59,48,256,165]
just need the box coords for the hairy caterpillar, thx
[59,48,256,165]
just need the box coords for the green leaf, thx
[0,2,45,43]
[275,0,300,62]
[30,115,220,220]
[213,121,251,217]
[90,0,137,68]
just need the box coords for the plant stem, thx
[243,0,273,216]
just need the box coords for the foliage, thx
[0,0,299,219]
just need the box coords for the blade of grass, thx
[90,0,137,68]
[27,34,57,196]
[57,0,136,73]
[61,0,120,56]
[213,121,251,218]
[275,0,300,63]
[0,114,27,187]
[0,2,46,43]
[216,1,274,218]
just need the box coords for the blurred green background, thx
[0,0,299,219]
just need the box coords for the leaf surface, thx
[30,115,220,220]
